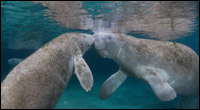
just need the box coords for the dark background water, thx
[1,1,199,109]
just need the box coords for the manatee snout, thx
[83,34,94,46]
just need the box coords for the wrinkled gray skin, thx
[94,33,199,101]
[1,33,94,109]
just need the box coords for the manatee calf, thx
[1,33,94,109]
[94,33,199,101]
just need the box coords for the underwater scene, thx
[1,1,199,109]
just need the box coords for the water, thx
[1,1,199,109]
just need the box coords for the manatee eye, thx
[108,36,111,40]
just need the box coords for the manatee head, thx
[76,33,94,54]
[80,33,94,53]
[93,32,122,59]
[68,33,94,54]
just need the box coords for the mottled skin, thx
[1,33,94,109]
[94,33,199,101]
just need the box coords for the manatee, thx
[93,33,199,101]
[8,58,23,68]
[1,33,94,109]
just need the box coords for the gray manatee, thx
[1,33,94,109]
[94,33,199,101]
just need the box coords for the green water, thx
[1,1,199,109]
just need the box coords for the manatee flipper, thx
[142,67,177,101]
[99,69,127,100]
[74,55,93,92]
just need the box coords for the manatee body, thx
[94,33,199,101]
[1,33,94,109]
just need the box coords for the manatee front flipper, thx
[99,69,127,100]
[74,55,93,92]
[142,67,177,101]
